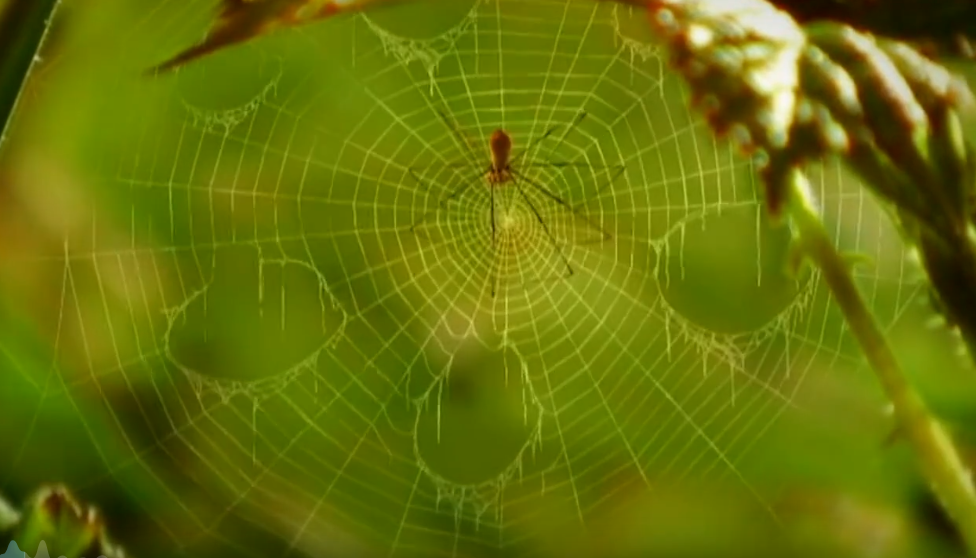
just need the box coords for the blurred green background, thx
[3,0,976,557]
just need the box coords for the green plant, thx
[644,0,976,553]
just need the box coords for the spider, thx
[406,108,625,297]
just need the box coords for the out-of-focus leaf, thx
[149,0,413,72]
[0,495,19,532]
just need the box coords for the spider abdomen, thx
[490,129,512,173]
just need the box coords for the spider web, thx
[6,0,926,556]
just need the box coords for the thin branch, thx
[0,0,61,151]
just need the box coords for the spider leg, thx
[517,161,626,214]
[511,174,574,280]
[509,110,588,166]
[407,167,485,232]
[490,182,496,249]
[537,162,627,198]
[490,182,501,298]
[411,160,476,171]
[433,107,483,170]
[511,169,612,242]
[546,110,588,155]
[590,163,627,197]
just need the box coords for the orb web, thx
[6,0,928,556]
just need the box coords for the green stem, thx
[0,0,61,151]
[787,167,976,554]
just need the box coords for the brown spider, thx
[407,109,624,297]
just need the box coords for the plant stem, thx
[786,167,976,554]
[0,0,61,151]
